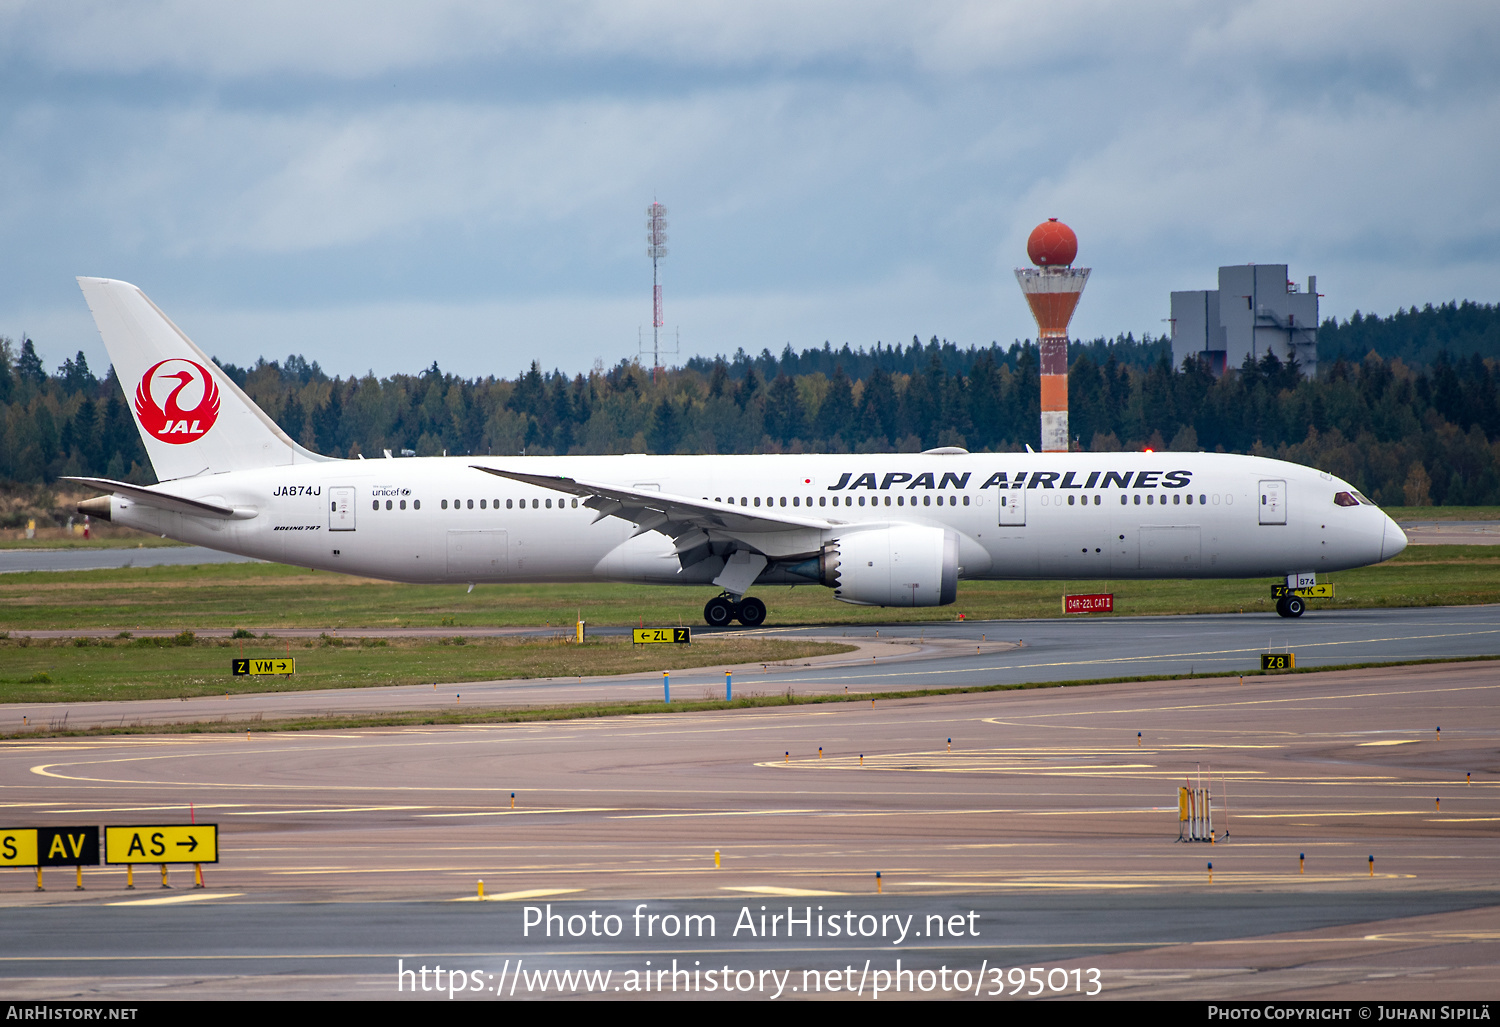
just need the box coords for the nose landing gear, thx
[1275,595,1306,618]
[703,593,767,627]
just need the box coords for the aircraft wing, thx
[64,475,238,518]
[469,466,833,559]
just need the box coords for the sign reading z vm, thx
[633,627,691,645]
[232,658,295,675]
[105,825,219,865]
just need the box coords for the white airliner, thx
[70,278,1407,626]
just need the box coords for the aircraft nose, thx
[1381,515,1408,561]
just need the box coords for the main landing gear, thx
[703,593,767,628]
[1275,595,1306,618]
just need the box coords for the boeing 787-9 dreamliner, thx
[69,278,1407,626]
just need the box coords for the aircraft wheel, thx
[736,596,767,627]
[703,596,737,627]
[1284,595,1306,618]
[1274,596,1290,617]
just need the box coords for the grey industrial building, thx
[1170,264,1319,377]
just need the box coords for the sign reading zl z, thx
[68,278,1410,633]
[633,627,691,645]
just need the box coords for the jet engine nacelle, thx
[818,525,958,607]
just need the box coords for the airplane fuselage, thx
[104,451,1403,590]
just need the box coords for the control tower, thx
[1015,219,1090,452]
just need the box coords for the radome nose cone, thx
[1381,517,1408,561]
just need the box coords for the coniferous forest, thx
[3,300,1499,514]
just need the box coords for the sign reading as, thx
[633,627,692,645]
[232,658,295,676]
[1063,593,1114,614]
[105,825,219,865]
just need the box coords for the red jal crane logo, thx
[135,359,221,444]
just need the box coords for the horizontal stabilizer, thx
[64,476,238,519]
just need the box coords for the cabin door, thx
[329,487,356,531]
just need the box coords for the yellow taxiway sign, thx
[105,825,218,864]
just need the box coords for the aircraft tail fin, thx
[77,277,329,481]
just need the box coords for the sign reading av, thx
[633,627,691,645]
[232,658,295,676]
[105,825,219,865]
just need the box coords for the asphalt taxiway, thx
[6,605,1498,731]
[0,655,1495,1000]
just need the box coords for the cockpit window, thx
[1334,491,1360,507]
[1352,491,1373,505]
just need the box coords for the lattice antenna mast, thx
[646,202,669,376]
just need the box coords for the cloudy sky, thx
[2,1,1496,379]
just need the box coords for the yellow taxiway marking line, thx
[39,805,249,814]
[1426,817,1500,822]
[1019,808,1176,816]
[721,886,848,897]
[987,681,1500,723]
[779,632,1500,684]
[1357,740,1420,747]
[269,867,533,875]
[1364,932,1500,942]
[418,808,619,818]
[106,893,243,907]
[228,806,434,815]
[452,888,584,902]
[610,809,820,820]
[1235,811,1463,818]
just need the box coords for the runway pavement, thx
[5,605,1498,731]
[0,545,259,573]
[0,659,1495,1000]
[1399,520,1500,545]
